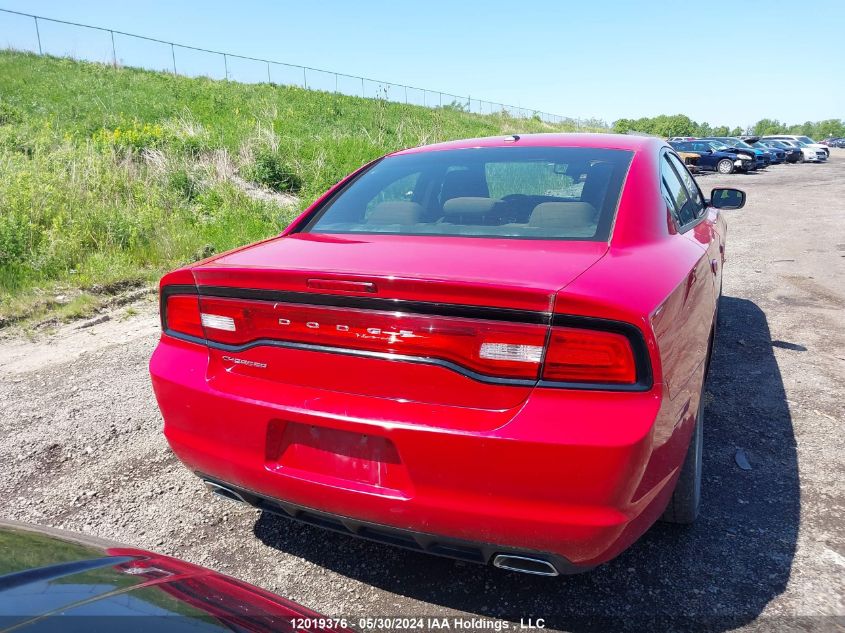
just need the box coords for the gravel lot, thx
[1,153,844,631]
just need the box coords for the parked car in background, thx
[0,521,350,632]
[832,138,845,148]
[746,140,786,164]
[675,150,701,173]
[780,139,827,162]
[669,140,754,174]
[702,137,769,169]
[760,139,802,163]
[150,133,747,576]
[761,135,830,158]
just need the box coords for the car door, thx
[689,142,714,170]
[654,151,718,399]
[666,152,723,302]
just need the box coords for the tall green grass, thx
[0,51,605,325]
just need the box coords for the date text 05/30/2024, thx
[290,617,547,630]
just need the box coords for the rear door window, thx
[661,153,705,229]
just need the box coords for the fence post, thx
[171,44,177,75]
[335,73,338,93]
[303,67,307,89]
[33,16,42,54]
[110,30,116,68]
[361,77,365,97]
[267,61,271,83]
[404,86,408,104]
[223,53,228,80]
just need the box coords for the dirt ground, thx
[1,153,843,632]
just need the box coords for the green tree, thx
[611,118,634,134]
[753,119,785,136]
[814,119,844,138]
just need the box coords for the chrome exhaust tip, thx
[203,480,246,504]
[492,554,559,577]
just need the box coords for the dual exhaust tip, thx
[204,480,247,504]
[492,554,559,576]
[203,480,559,577]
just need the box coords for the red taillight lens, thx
[196,296,547,380]
[162,290,644,386]
[542,327,637,384]
[165,295,204,339]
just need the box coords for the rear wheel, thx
[716,159,734,175]
[661,394,703,524]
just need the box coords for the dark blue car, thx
[669,140,755,174]
[702,137,770,169]
[761,139,802,163]
[749,141,784,163]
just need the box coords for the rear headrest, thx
[442,197,497,217]
[440,168,489,203]
[528,202,596,229]
[366,201,423,225]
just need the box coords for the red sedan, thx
[150,133,745,576]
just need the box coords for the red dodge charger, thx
[150,133,745,576]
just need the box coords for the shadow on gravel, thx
[254,296,799,632]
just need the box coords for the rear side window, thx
[302,146,634,241]
[661,153,705,228]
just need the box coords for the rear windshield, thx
[302,146,634,241]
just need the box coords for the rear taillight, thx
[194,296,547,380]
[161,290,644,387]
[165,294,204,339]
[542,327,637,384]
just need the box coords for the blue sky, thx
[1,1,843,127]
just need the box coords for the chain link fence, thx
[0,8,606,129]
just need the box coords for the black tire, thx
[661,395,703,524]
[716,159,734,175]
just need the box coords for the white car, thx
[762,135,829,159]
[775,140,827,163]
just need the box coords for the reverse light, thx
[479,342,544,364]
[201,313,236,331]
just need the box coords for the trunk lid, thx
[190,233,608,413]
[195,233,607,311]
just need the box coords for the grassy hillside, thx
[0,51,603,326]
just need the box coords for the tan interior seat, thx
[366,201,423,225]
[528,202,597,230]
[442,197,499,223]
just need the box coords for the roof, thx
[390,133,664,156]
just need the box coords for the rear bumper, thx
[150,336,681,568]
[199,474,586,574]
